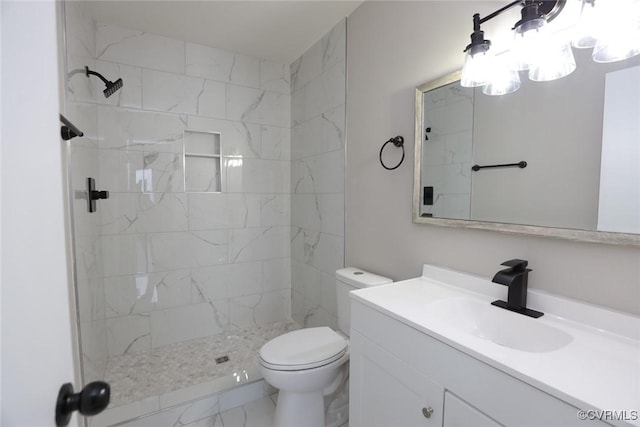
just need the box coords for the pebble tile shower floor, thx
[105,321,299,408]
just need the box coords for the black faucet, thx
[491,259,543,318]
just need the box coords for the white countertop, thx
[350,264,640,427]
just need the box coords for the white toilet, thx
[259,268,392,427]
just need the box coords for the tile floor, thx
[184,394,278,427]
[185,393,349,427]
[105,321,299,407]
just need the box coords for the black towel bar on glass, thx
[471,161,527,171]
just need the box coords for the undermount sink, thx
[424,297,573,353]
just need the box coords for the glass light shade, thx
[572,0,598,49]
[482,57,521,96]
[593,37,640,62]
[512,17,548,71]
[461,49,492,87]
[591,0,640,62]
[528,40,576,81]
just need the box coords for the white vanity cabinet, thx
[349,300,613,427]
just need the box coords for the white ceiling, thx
[85,1,364,65]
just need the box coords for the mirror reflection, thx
[416,50,640,236]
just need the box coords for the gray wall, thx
[346,1,640,315]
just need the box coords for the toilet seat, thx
[259,327,348,371]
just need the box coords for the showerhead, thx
[104,78,123,98]
[85,66,124,98]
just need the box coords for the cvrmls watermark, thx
[577,410,639,421]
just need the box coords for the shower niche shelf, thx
[184,130,222,193]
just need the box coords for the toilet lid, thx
[259,327,347,370]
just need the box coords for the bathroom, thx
[1,1,639,426]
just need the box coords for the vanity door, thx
[350,330,444,426]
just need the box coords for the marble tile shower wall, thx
[87,23,292,357]
[290,20,346,329]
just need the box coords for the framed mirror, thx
[413,50,640,245]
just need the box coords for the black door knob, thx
[55,381,110,426]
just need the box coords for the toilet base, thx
[274,390,325,427]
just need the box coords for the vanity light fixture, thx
[461,0,640,95]
[512,0,576,81]
[460,13,493,87]
[481,55,521,95]
[461,0,567,94]
[573,0,640,63]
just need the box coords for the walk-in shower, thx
[61,1,346,425]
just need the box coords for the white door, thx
[1,1,79,426]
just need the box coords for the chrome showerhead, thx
[85,66,123,98]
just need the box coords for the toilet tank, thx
[335,267,392,336]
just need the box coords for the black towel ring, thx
[379,136,405,170]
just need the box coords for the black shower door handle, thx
[87,177,110,213]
